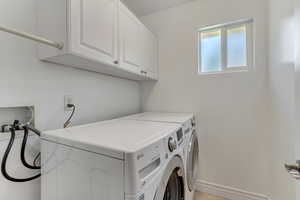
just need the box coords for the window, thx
[198,19,253,74]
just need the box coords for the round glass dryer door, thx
[163,170,184,200]
[186,131,199,191]
[154,156,185,200]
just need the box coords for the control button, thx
[168,137,177,152]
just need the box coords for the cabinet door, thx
[69,0,118,66]
[119,3,143,74]
[141,27,158,80]
[148,32,158,79]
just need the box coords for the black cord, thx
[33,153,41,167]
[20,127,40,169]
[64,104,75,128]
[1,128,40,182]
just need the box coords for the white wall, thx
[294,0,300,198]
[268,0,296,199]
[141,0,270,196]
[0,0,141,199]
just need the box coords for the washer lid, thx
[42,119,180,160]
[122,112,194,123]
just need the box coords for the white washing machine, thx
[41,119,186,200]
[121,112,199,200]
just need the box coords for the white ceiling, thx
[122,0,194,17]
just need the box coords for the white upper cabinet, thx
[70,0,118,64]
[38,0,158,81]
[119,2,158,80]
[119,3,143,75]
[141,26,158,80]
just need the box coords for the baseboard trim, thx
[195,180,269,200]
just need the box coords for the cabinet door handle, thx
[114,60,119,64]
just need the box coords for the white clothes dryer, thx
[121,112,199,200]
[41,119,185,200]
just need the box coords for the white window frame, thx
[198,19,253,75]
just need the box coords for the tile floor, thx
[194,192,226,200]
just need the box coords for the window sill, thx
[197,69,250,76]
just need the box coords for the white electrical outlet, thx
[64,95,73,111]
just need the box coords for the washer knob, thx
[168,137,177,152]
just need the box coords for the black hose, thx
[26,125,41,136]
[1,128,40,182]
[24,125,41,167]
[33,153,41,168]
[21,127,41,169]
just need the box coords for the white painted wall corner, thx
[196,180,270,200]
